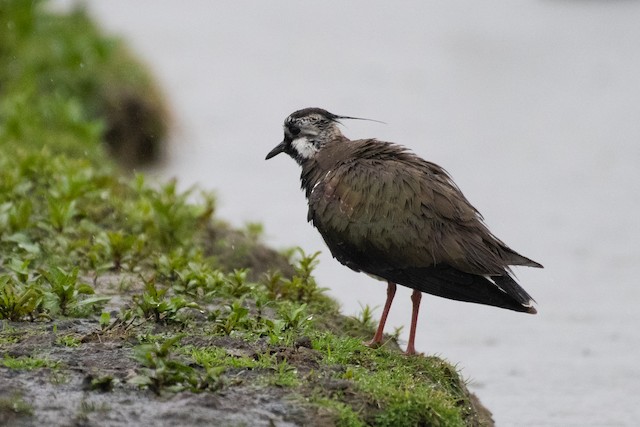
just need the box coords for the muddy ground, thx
[1,322,492,427]
[0,272,493,427]
[1,313,348,427]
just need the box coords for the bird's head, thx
[266,107,382,164]
[265,108,344,164]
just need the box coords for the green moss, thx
[55,334,81,348]
[130,335,223,394]
[2,355,59,370]
[269,360,300,387]
[310,332,473,426]
[311,397,365,427]
[189,346,301,388]
[0,335,19,345]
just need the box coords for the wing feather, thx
[308,140,539,275]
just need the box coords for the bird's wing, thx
[308,144,539,275]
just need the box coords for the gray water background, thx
[63,1,640,425]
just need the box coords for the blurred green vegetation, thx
[0,0,167,164]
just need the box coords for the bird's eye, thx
[289,126,300,136]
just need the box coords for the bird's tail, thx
[378,265,537,314]
[501,245,543,269]
[491,274,537,314]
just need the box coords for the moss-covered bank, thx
[0,2,493,425]
[0,0,167,166]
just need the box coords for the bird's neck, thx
[299,135,351,198]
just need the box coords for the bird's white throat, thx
[291,136,318,160]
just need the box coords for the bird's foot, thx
[363,339,383,349]
[404,344,423,356]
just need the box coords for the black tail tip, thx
[526,306,538,315]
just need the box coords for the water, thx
[67,1,640,424]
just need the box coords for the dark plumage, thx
[266,107,542,355]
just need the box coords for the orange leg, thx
[405,289,422,355]
[366,281,396,347]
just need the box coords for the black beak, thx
[265,140,287,160]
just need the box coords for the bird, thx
[265,107,542,355]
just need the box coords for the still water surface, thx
[72,2,640,425]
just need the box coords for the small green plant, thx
[86,375,115,392]
[0,332,19,345]
[244,221,264,241]
[2,355,60,370]
[210,300,252,335]
[279,303,312,332]
[131,335,222,394]
[391,325,404,341]
[225,269,253,298]
[250,297,289,344]
[131,277,200,323]
[154,250,188,281]
[263,270,284,299]
[0,275,44,321]
[353,303,377,330]
[189,346,262,370]
[40,267,109,316]
[5,199,33,233]
[264,249,328,304]
[171,259,226,299]
[56,334,81,348]
[99,311,111,329]
[270,360,299,387]
[5,258,36,283]
[90,230,146,271]
[132,180,213,249]
[290,249,324,301]
[46,197,77,232]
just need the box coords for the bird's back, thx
[303,138,541,312]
